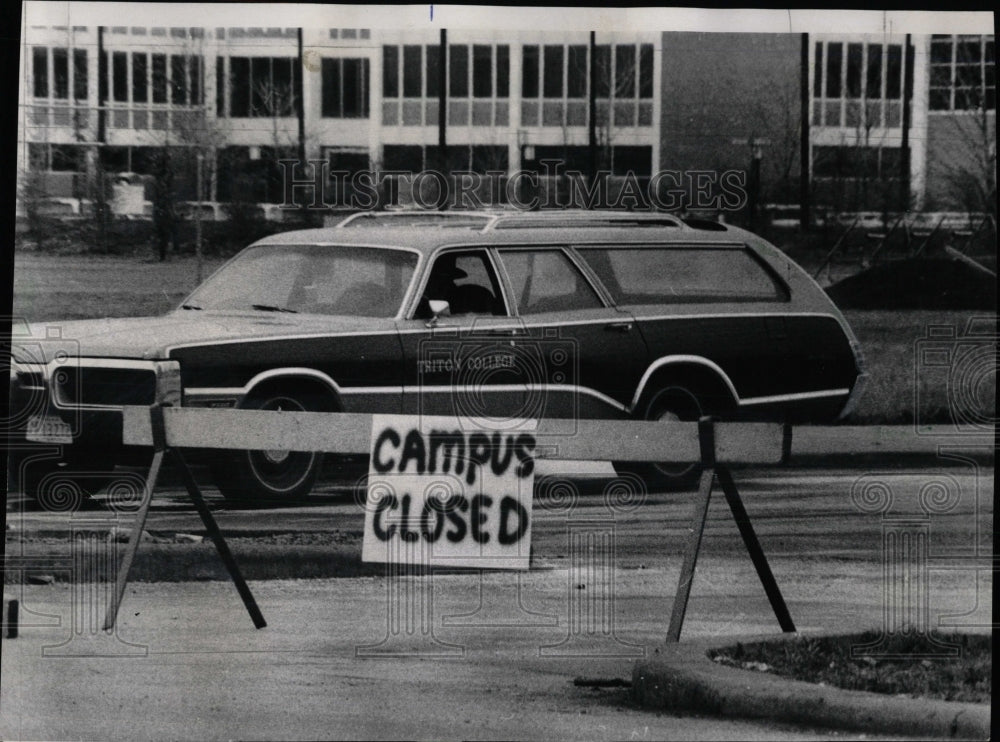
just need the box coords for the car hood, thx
[12,312,397,363]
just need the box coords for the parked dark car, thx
[7,214,865,504]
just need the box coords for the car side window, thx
[498,249,603,315]
[415,250,507,318]
[577,245,788,303]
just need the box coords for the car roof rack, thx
[335,210,502,228]
[333,209,731,233]
[481,210,689,232]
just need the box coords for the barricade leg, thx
[356,538,464,658]
[170,448,266,629]
[103,405,265,631]
[102,449,162,631]
[540,519,644,657]
[716,465,796,633]
[666,467,715,643]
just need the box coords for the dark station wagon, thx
[7,213,866,504]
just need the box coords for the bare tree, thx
[933,103,997,233]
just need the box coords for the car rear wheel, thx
[210,390,326,504]
[613,377,729,492]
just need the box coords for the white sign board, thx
[362,415,537,570]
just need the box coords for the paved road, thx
[10,460,994,566]
[3,462,993,740]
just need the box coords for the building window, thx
[53,48,69,99]
[403,45,421,98]
[112,51,128,102]
[382,43,508,127]
[473,45,492,97]
[29,143,86,172]
[153,54,168,103]
[449,44,468,98]
[930,35,995,111]
[522,45,539,99]
[105,51,200,108]
[321,57,370,118]
[615,45,635,98]
[426,45,440,97]
[73,50,87,100]
[522,42,652,128]
[813,40,908,127]
[32,47,48,97]
[383,46,399,98]
[132,52,148,103]
[638,44,653,98]
[543,45,563,98]
[31,46,88,102]
[226,56,297,117]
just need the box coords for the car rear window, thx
[576,245,788,304]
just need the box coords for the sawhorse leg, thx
[666,467,715,642]
[170,448,266,629]
[104,406,266,631]
[717,466,795,633]
[666,418,795,642]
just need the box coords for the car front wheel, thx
[210,391,326,504]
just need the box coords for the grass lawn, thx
[710,631,991,703]
[12,252,228,321]
[10,251,997,425]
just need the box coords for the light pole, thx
[195,149,203,284]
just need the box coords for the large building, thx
[17,20,995,219]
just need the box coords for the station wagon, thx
[7,213,865,504]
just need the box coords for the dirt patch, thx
[827,258,996,310]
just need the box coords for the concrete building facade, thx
[17,21,995,218]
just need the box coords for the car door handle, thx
[604,322,633,333]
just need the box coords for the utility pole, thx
[195,150,203,284]
[749,140,763,232]
[96,25,107,252]
[900,34,913,212]
[437,29,447,209]
[588,31,597,195]
[295,28,306,170]
[799,32,810,231]
[732,136,769,232]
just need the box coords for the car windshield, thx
[182,244,419,317]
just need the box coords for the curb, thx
[631,635,990,740]
[3,543,382,584]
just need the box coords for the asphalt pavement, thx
[2,464,993,739]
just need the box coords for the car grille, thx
[52,367,159,407]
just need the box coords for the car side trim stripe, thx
[185,382,628,412]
